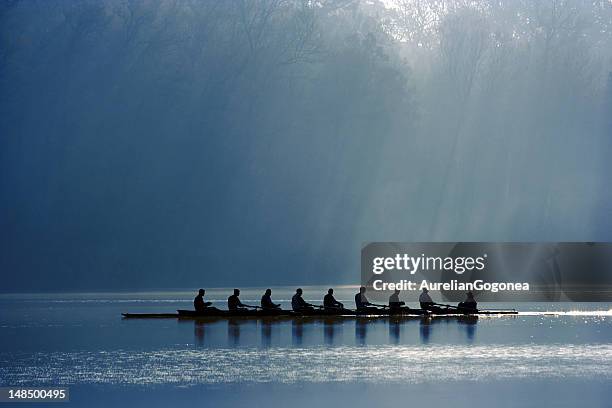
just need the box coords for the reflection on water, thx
[261,321,272,347]
[292,320,303,346]
[4,344,612,386]
[195,321,205,345]
[324,320,342,345]
[389,320,400,344]
[2,294,612,394]
[420,317,478,344]
[355,319,390,345]
[457,317,478,343]
[202,317,478,347]
[185,316,485,347]
[420,318,432,343]
[355,320,365,345]
[228,320,241,346]
[187,318,482,347]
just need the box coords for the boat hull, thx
[121,309,517,319]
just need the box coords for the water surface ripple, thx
[2,344,611,386]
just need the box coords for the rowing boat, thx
[121,308,518,319]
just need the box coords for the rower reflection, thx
[355,319,369,345]
[292,320,303,346]
[324,319,343,345]
[419,316,479,343]
[457,316,478,342]
[195,321,205,345]
[227,319,243,345]
[261,320,272,347]
[389,320,400,344]
[419,317,432,343]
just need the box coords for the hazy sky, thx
[1,0,611,292]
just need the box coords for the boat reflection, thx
[420,316,479,343]
[261,320,272,347]
[457,316,478,342]
[323,319,343,345]
[195,320,205,345]
[187,315,481,346]
[227,319,255,346]
[355,318,382,345]
[389,320,401,344]
[292,320,303,346]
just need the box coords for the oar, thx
[433,302,459,309]
[297,304,324,309]
[433,303,478,312]
[434,303,517,314]
[243,304,261,310]
[369,303,389,309]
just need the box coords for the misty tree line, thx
[1,0,611,288]
[383,0,612,239]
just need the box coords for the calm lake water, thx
[1,286,611,407]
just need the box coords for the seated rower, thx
[261,288,281,310]
[419,288,435,310]
[323,288,344,310]
[388,289,406,310]
[194,288,213,312]
[458,291,478,311]
[292,288,315,312]
[228,289,248,311]
[355,286,381,313]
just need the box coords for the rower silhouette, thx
[355,286,382,313]
[419,288,446,313]
[388,289,405,310]
[458,291,478,311]
[419,288,434,309]
[228,289,247,310]
[292,288,315,312]
[261,288,281,310]
[324,288,344,310]
[194,289,212,312]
